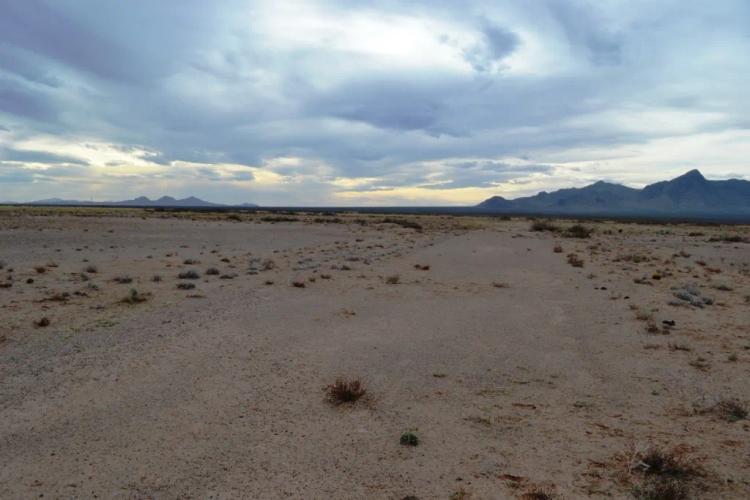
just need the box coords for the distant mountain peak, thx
[680,169,705,179]
[672,169,706,183]
[24,195,256,208]
[477,170,750,217]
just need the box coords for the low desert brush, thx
[326,378,366,404]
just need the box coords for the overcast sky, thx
[1,0,749,205]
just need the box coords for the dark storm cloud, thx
[0,147,86,165]
[0,164,36,183]
[0,78,58,121]
[0,1,132,81]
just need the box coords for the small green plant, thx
[400,431,419,446]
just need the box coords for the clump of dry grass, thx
[703,399,748,422]
[122,288,149,304]
[565,224,593,238]
[635,448,701,479]
[326,378,366,405]
[530,220,558,232]
[291,280,306,288]
[627,446,705,500]
[177,282,195,290]
[261,259,276,271]
[382,217,423,231]
[178,270,200,280]
[566,253,584,267]
[632,478,689,500]
[205,267,220,275]
[519,485,560,500]
[114,275,133,284]
[385,275,400,284]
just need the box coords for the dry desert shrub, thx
[291,280,306,288]
[178,270,200,279]
[382,217,423,231]
[122,288,149,304]
[700,398,748,422]
[553,244,563,253]
[326,378,366,404]
[626,446,705,500]
[566,253,584,267]
[530,219,558,232]
[565,224,593,238]
[261,259,276,271]
[34,317,50,328]
[518,485,560,500]
[177,282,195,290]
[205,267,220,275]
[114,275,133,284]
[385,275,400,284]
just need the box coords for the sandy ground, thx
[0,208,748,499]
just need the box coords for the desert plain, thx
[0,207,748,499]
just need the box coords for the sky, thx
[1,0,749,205]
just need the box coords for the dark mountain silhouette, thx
[477,170,750,217]
[25,196,257,207]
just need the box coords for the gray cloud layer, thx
[1,0,749,204]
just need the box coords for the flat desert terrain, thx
[0,208,748,499]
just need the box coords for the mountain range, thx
[21,196,258,208]
[477,170,750,217]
